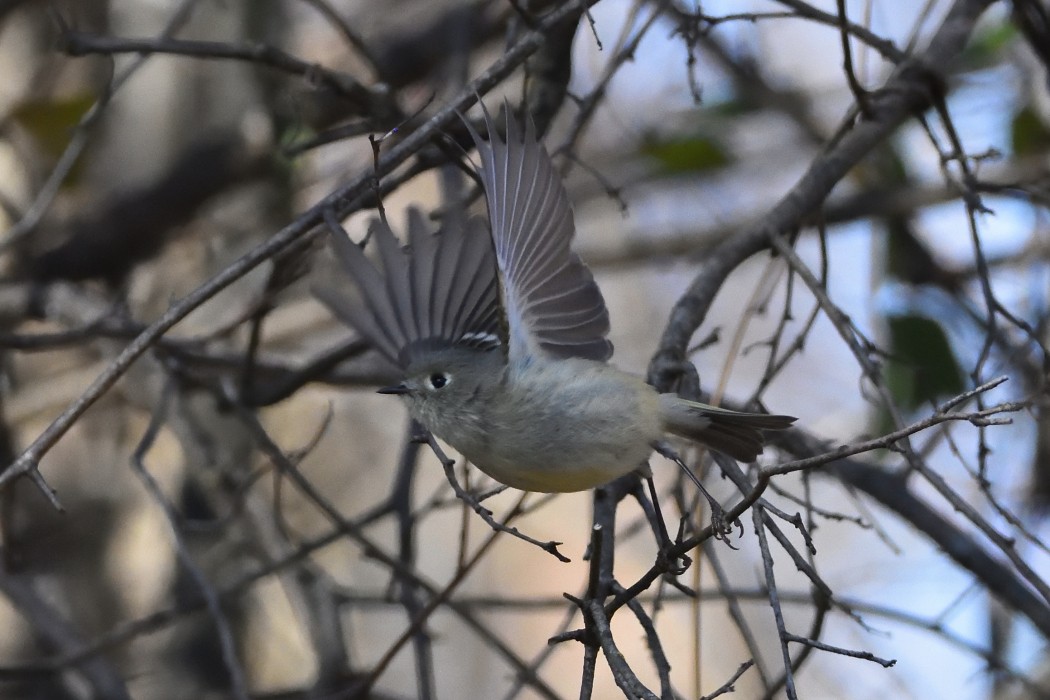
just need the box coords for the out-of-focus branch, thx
[0,571,131,699]
[371,2,499,89]
[0,0,201,251]
[579,155,1050,269]
[59,31,399,121]
[130,383,250,700]
[0,0,602,502]
[0,0,33,21]
[1012,0,1050,79]
[29,135,272,285]
[296,0,386,81]
[649,0,997,389]
[609,378,1050,642]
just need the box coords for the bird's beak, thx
[377,383,411,395]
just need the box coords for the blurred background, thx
[0,0,1049,698]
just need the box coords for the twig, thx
[426,434,570,562]
[783,633,896,668]
[835,0,870,115]
[130,382,250,700]
[753,506,798,700]
[583,597,660,700]
[389,421,435,700]
[0,0,201,253]
[764,380,1021,478]
[0,571,131,698]
[650,0,997,391]
[60,31,391,116]
[616,581,675,699]
[0,0,602,504]
[609,376,1027,619]
[700,660,755,700]
[704,542,771,686]
[295,0,386,80]
[353,493,529,696]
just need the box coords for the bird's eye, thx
[428,373,449,390]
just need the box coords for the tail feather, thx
[658,395,795,462]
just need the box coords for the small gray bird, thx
[317,101,794,493]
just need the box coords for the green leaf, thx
[962,22,1017,68]
[11,94,95,160]
[705,95,763,117]
[885,314,965,411]
[886,222,953,288]
[1031,412,1050,509]
[641,133,732,174]
[1011,106,1050,156]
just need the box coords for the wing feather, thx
[464,100,612,363]
[373,220,417,344]
[316,211,501,368]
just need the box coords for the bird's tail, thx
[658,395,795,462]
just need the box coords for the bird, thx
[316,99,795,495]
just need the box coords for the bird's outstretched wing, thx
[464,101,613,363]
[316,209,502,368]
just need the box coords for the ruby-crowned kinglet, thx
[317,101,794,493]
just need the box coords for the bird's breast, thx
[440,359,664,492]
